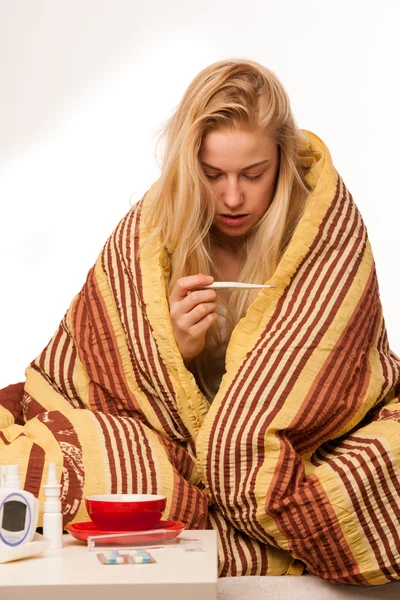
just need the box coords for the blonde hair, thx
[145,58,311,400]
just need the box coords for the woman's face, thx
[199,124,280,248]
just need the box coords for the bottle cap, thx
[0,465,9,487]
[44,463,61,495]
[3,464,22,489]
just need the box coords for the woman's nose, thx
[223,179,244,207]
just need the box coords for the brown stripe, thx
[362,437,400,543]
[106,217,136,411]
[312,435,400,581]
[73,292,110,413]
[290,266,379,452]
[116,209,157,389]
[333,437,400,573]
[95,412,118,492]
[230,527,248,576]
[36,410,83,526]
[330,454,399,581]
[48,321,64,385]
[354,446,400,571]
[298,486,359,581]
[118,417,135,494]
[137,421,158,493]
[0,432,11,444]
[66,340,80,403]
[72,287,101,407]
[119,209,155,388]
[277,475,367,583]
[130,204,194,445]
[96,237,137,405]
[207,509,231,577]
[86,266,123,400]
[76,279,108,399]
[375,317,400,401]
[0,382,24,424]
[168,470,190,523]
[104,221,153,419]
[23,392,46,421]
[127,418,149,493]
[103,207,183,440]
[110,414,128,493]
[58,315,82,405]
[218,513,236,576]
[24,443,45,498]
[208,508,272,577]
[258,541,269,576]
[35,334,49,373]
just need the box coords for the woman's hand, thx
[169,273,218,366]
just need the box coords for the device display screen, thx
[1,500,27,532]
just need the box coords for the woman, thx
[152,61,310,401]
[1,59,400,584]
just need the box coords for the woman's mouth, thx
[219,214,249,226]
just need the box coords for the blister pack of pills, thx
[97,549,155,565]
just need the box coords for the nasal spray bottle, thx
[42,463,63,549]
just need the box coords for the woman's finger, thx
[186,301,218,327]
[180,289,217,312]
[169,273,214,303]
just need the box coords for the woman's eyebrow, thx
[201,159,270,171]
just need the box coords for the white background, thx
[0,0,399,388]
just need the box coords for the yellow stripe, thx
[114,211,183,441]
[139,187,209,440]
[65,298,91,410]
[22,418,63,527]
[65,410,108,524]
[92,245,169,434]
[311,461,387,584]
[253,244,375,546]
[24,366,77,413]
[0,423,25,444]
[273,240,375,440]
[0,405,14,429]
[225,130,339,375]
[144,426,175,519]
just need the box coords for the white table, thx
[0,531,218,600]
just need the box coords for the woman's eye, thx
[244,174,262,181]
[204,173,262,181]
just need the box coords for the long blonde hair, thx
[145,58,311,400]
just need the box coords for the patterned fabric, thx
[1,131,400,583]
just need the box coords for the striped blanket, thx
[1,131,400,584]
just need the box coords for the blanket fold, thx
[1,131,399,583]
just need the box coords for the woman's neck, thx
[210,229,244,253]
[211,243,241,282]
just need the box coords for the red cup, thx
[85,494,167,532]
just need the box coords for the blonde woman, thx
[1,59,400,585]
[149,60,310,402]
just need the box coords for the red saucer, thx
[66,519,185,544]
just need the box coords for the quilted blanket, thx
[1,131,400,584]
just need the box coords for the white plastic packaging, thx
[42,463,63,549]
[3,464,22,489]
[0,464,39,549]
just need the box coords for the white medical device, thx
[0,465,38,547]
